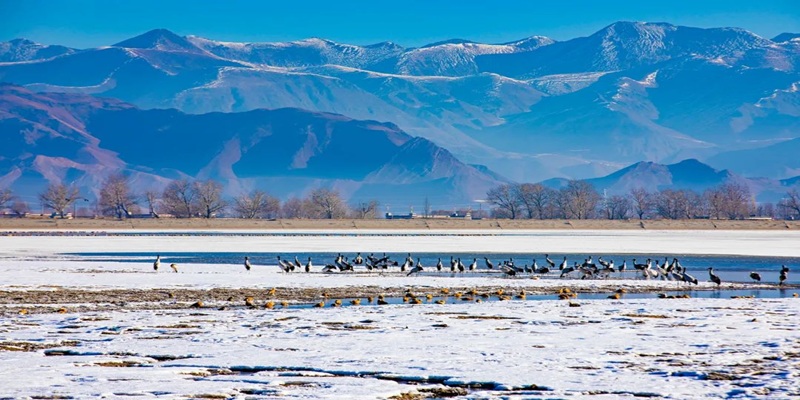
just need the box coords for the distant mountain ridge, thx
[542,159,800,202]
[0,84,502,207]
[0,21,799,186]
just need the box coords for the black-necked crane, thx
[153,255,161,271]
[750,272,762,283]
[407,258,424,276]
[707,267,721,286]
[545,254,556,268]
[244,256,252,271]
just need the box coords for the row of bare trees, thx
[487,181,800,220]
[4,178,800,221]
[0,175,380,219]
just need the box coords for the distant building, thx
[385,211,416,219]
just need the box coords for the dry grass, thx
[0,340,79,352]
[1,218,797,231]
[452,315,521,320]
[621,313,671,319]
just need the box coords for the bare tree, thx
[605,195,632,220]
[39,183,80,218]
[11,201,28,217]
[686,190,707,219]
[144,190,160,218]
[305,188,347,219]
[162,179,197,218]
[516,183,553,219]
[704,187,725,219]
[351,200,379,219]
[0,188,12,210]
[281,197,305,218]
[630,188,654,220]
[194,180,227,218]
[98,173,136,219]
[487,184,521,219]
[721,182,752,219]
[779,189,800,219]
[756,202,776,219]
[233,190,280,219]
[560,180,601,219]
[656,189,706,219]
[656,189,686,219]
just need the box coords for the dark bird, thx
[750,272,762,283]
[501,264,517,277]
[484,257,494,270]
[354,253,364,265]
[401,258,411,272]
[321,264,337,273]
[277,256,292,272]
[450,256,456,272]
[469,258,477,271]
[633,258,650,271]
[407,259,424,276]
[560,264,577,278]
[305,257,312,273]
[545,254,556,268]
[436,258,443,271]
[559,257,568,270]
[707,267,721,286]
[779,266,788,286]
[457,258,465,273]
[153,255,161,271]
[170,263,179,273]
[244,256,252,271]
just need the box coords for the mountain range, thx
[543,159,800,202]
[0,84,501,207]
[1,22,799,207]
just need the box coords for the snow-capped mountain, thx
[0,84,502,206]
[0,38,75,62]
[476,21,775,78]
[0,21,799,186]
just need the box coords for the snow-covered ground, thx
[1,230,798,398]
[2,298,798,398]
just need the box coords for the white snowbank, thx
[1,229,799,257]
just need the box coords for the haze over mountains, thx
[1,21,799,206]
[0,85,501,206]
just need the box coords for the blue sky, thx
[2,0,798,47]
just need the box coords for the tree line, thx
[486,181,800,220]
[0,174,380,219]
[3,176,800,220]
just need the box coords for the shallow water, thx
[73,251,799,285]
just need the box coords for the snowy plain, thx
[1,229,799,399]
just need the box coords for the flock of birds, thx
[151,253,791,286]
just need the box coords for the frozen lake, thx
[1,229,799,398]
